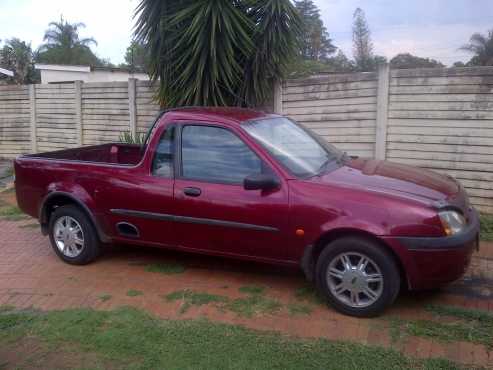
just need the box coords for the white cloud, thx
[1,0,492,66]
[313,0,493,66]
[0,0,137,64]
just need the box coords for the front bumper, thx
[384,208,480,290]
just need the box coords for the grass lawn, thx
[145,262,186,275]
[389,305,493,349]
[0,305,463,370]
[479,213,493,241]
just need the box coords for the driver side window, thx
[181,125,263,184]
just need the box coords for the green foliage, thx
[460,29,493,66]
[119,131,146,145]
[0,205,27,221]
[0,306,461,369]
[18,223,40,229]
[165,289,228,314]
[352,7,373,71]
[390,53,445,69]
[287,302,313,316]
[287,51,356,77]
[389,305,493,348]
[36,16,106,66]
[0,166,13,179]
[453,61,466,67]
[145,262,186,274]
[134,0,301,108]
[225,294,283,317]
[294,0,336,61]
[426,304,493,323]
[0,305,15,313]
[98,294,112,302]
[480,213,493,241]
[351,8,387,71]
[294,285,325,305]
[165,287,283,317]
[0,38,39,84]
[238,285,265,295]
[126,290,143,297]
[122,40,150,72]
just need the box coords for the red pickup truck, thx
[14,107,479,317]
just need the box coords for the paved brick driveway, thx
[1,202,493,367]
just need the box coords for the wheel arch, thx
[39,192,110,243]
[301,228,408,289]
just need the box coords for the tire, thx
[48,205,100,265]
[315,237,400,317]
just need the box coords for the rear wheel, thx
[315,237,400,317]
[48,205,100,265]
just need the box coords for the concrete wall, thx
[277,65,493,213]
[1,66,493,212]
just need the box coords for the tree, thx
[294,0,336,61]
[0,38,38,84]
[390,53,444,69]
[351,8,386,71]
[327,50,356,72]
[36,16,104,66]
[352,8,373,71]
[123,40,149,72]
[287,50,355,78]
[134,0,302,108]
[460,30,493,66]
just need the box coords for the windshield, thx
[243,117,343,178]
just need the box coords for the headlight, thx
[438,210,466,236]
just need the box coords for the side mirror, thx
[244,173,280,191]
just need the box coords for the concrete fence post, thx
[375,63,390,160]
[273,79,283,114]
[29,84,37,153]
[128,78,137,138]
[74,80,83,146]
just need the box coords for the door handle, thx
[183,187,201,197]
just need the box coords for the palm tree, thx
[134,0,301,108]
[37,16,102,66]
[460,30,493,66]
[0,38,37,84]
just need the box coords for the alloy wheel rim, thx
[54,216,85,258]
[326,252,384,308]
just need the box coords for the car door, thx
[172,123,291,262]
[98,124,180,247]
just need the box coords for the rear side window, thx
[152,126,175,177]
[181,125,262,184]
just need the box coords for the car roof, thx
[163,107,278,125]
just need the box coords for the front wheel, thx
[315,237,400,317]
[48,205,100,265]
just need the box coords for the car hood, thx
[314,158,459,202]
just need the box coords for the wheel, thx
[48,205,100,265]
[315,237,400,317]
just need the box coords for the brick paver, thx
[0,214,492,367]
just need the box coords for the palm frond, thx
[239,0,302,106]
[134,0,300,107]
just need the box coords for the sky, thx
[0,0,492,66]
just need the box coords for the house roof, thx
[35,63,145,74]
[0,67,14,77]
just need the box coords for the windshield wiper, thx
[338,151,350,162]
[317,157,337,175]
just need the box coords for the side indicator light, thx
[295,229,305,237]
